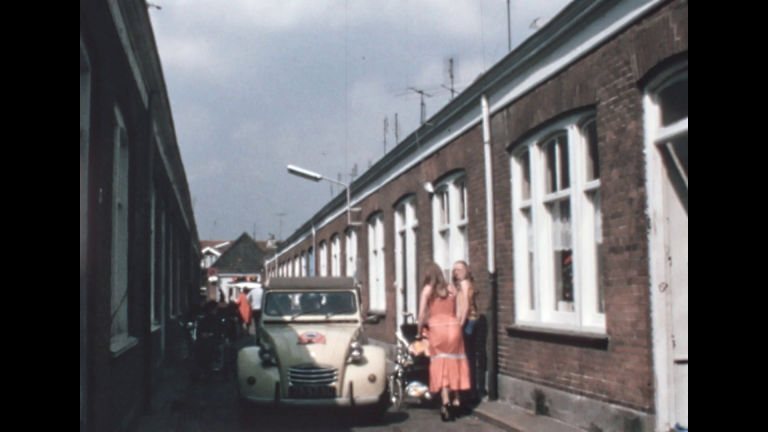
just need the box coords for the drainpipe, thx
[482,94,499,401]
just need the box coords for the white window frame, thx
[511,112,606,334]
[368,213,387,314]
[308,247,316,277]
[432,173,469,280]
[110,106,137,355]
[645,62,689,432]
[396,197,419,323]
[319,241,329,277]
[331,235,342,277]
[346,229,358,279]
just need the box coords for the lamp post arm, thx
[321,176,349,188]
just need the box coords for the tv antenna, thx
[384,117,390,155]
[408,88,433,125]
[442,58,458,100]
[394,114,401,145]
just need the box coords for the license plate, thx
[289,386,336,400]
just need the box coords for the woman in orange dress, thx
[417,262,471,421]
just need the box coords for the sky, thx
[149,0,573,242]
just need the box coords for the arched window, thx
[319,241,329,277]
[396,197,419,325]
[645,62,689,430]
[111,106,133,353]
[433,173,468,280]
[331,235,341,277]
[368,213,386,313]
[345,229,358,279]
[511,111,605,332]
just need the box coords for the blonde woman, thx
[454,261,479,401]
[417,262,471,421]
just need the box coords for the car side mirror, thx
[364,315,381,325]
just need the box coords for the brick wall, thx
[492,0,688,413]
[275,0,687,417]
[82,1,202,429]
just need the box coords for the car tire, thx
[389,375,404,412]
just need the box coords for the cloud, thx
[150,0,573,240]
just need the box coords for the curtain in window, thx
[552,202,573,252]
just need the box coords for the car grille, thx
[288,365,339,386]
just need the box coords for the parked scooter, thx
[389,313,434,411]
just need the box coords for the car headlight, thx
[259,342,276,365]
[348,341,365,364]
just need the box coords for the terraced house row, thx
[81,1,201,431]
[267,1,688,431]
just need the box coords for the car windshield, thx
[264,292,358,318]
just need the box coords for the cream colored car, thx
[238,278,389,421]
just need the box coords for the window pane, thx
[520,151,532,200]
[441,231,451,270]
[459,226,468,263]
[524,209,535,311]
[441,190,451,225]
[459,180,468,221]
[552,200,574,312]
[546,141,558,194]
[558,136,571,191]
[671,137,689,180]
[660,78,689,127]
[400,231,408,297]
[593,192,605,314]
[585,122,600,182]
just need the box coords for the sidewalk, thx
[474,401,584,432]
[132,359,192,432]
[132,334,254,432]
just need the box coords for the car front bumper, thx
[239,394,382,408]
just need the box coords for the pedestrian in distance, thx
[417,262,471,422]
[236,289,252,339]
[246,284,264,335]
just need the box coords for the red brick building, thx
[268,1,687,431]
[80,1,201,431]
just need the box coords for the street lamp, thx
[287,165,362,227]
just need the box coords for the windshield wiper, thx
[326,309,357,319]
[291,308,324,321]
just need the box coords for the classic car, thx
[237,277,390,421]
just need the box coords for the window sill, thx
[367,310,387,318]
[110,337,139,359]
[151,324,162,333]
[506,325,609,350]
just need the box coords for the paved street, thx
[135,337,502,432]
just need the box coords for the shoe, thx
[441,404,453,422]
